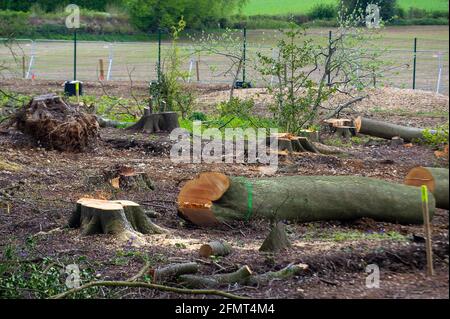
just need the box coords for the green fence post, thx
[73,29,77,81]
[327,30,332,86]
[413,37,417,90]
[158,28,162,84]
[243,27,247,83]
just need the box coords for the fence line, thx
[1,37,448,95]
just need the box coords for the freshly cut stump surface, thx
[69,198,167,241]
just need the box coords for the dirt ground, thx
[0,80,449,299]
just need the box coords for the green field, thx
[241,0,449,16]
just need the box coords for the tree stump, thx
[127,108,179,134]
[13,94,99,151]
[259,222,292,253]
[69,198,168,241]
[267,133,319,154]
[88,165,154,191]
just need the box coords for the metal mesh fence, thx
[1,32,448,95]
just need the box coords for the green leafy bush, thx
[422,123,449,148]
[308,3,337,20]
[217,97,255,119]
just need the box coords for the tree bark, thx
[69,198,167,240]
[405,167,449,210]
[127,112,179,133]
[259,222,291,253]
[179,266,252,289]
[247,263,309,286]
[354,116,435,142]
[151,262,199,283]
[199,240,232,258]
[178,173,436,227]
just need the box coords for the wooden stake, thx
[22,56,26,79]
[99,59,105,81]
[421,185,434,277]
[196,60,200,82]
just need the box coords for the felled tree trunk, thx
[69,198,167,241]
[177,173,436,227]
[405,167,449,210]
[354,116,435,142]
[127,108,179,133]
[14,94,99,151]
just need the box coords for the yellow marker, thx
[421,185,429,203]
[75,82,79,94]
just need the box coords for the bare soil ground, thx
[0,80,448,299]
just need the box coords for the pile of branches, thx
[12,94,99,152]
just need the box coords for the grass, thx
[241,0,449,16]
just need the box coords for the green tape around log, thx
[210,175,436,225]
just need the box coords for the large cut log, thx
[127,109,179,133]
[405,167,449,210]
[177,173,436,226]
[69,198,167,240]
[13,94,99,151]
[354,116,435,142]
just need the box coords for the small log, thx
[259,222,292,253]
[151,262,199,283]
[405,167,449,210]
[247,263,309,286]
[354,116,435,142]
[179,266,252,289]
[199,240,232,258]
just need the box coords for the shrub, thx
[422,123,449,148]
[217,97,255,119]
[308,3,337,20]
